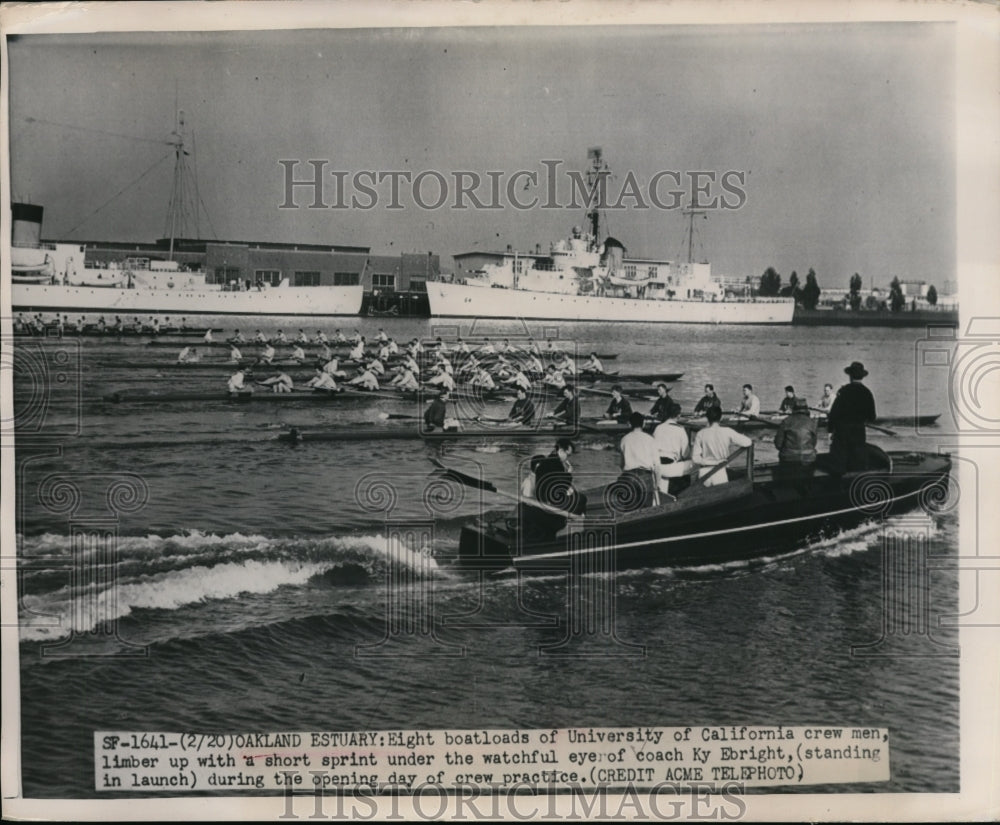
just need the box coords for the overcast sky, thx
[7,23,954,289]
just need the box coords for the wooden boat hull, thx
[452,451,951,572]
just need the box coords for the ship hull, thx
[12,284,365,316]
[427,282,793,324]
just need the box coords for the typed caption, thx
[96,726,888,792]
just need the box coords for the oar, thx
[693,445,751,488]
[429,458,584,521]
[808,407,896,437]
[729,409,780,429]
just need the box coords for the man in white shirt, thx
[229,345,243,363]
[227,369,248,394]
[691,406,753,487]
[290,345,307,363]
[653,401,693,495]
[616,412,661,509]
[322,357,346,378]
[259,344,276,365]
[306,369,339,391]
[738,384,761,417]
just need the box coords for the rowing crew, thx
[692,382,837,419]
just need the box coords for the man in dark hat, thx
[773,397,818,484]
[826,361,877,474]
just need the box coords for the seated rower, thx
[253,329,268,343]
[391,367,421,393]
[542,365,567,390]
[349,338,367,362]
[778,385,798,415]
[423,390,456,432]
[470,367,497,391]
[368,358,386,377]
[552,352,577,375]
[693,383,722,416]
[409,338,424,356]
[232,329,245,344]
[290,345,307,363]
[314,330,328,345]
[816,383,835,413]
[295,329,309,344]
[258,343,276,365]
[177,346,200,364]
[582,352,605,375]
[478,337,496,355]
[454,337,470,354]
[458,354,480,377]
[227,368,249,394]
[526,338,541,358]
[503,368,533,393]
[548,385,580,429]
[376,328,389,344]
[377,342,393,361]
[259,371,294,393]
[653,401,693,495]
[508,387,537,425]
[738,384,761,417]
[348,364,380,391]
[497,338,515,354]
[402,354,421,377]
[333,329,347,343]
[617,411,662,509]
[229,345,243,363]
[604,385,633,424]
[275,329,289,345]
[322,356,346,378]
[203,328,214,344]
[426,366,456,392]
[691,406,752,487]
[306,368,339,392]
[349,331,363,345]
[386,338,399,355]
[435,336,450,356]
[317,343,333,361]
[525,353,545,376]
[648,383,673,424]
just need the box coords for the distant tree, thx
[889,277,906,312]
[801,268,821,310]
[849,273,863,310]
[758,267,782,297]
[780,270,801,300]
[927,284,938,306]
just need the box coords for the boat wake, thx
[16,530,449,643]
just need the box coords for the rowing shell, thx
[683,412,941,430]
[276,422,587,443]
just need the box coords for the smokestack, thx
[12,203,43,246]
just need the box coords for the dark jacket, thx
[605,396,633,424]
[509,397,536,424]
[773,411,818,463]
[423,398,447,430]
[827,382,876,445]
[649,395,672,422]
[552,396,580,428]
[694,394,722,415]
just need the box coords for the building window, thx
[334,272,360,286]
[255,269,282,286]
[215,266,242,284]
[372,273,396,290]
[624,264,637,279]
[409,279,427,293]
[647,265,658,279]
[294,271,321,286]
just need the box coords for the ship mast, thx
[165,110,193,261]
[585,147,609,249]
[681,204,707,264]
